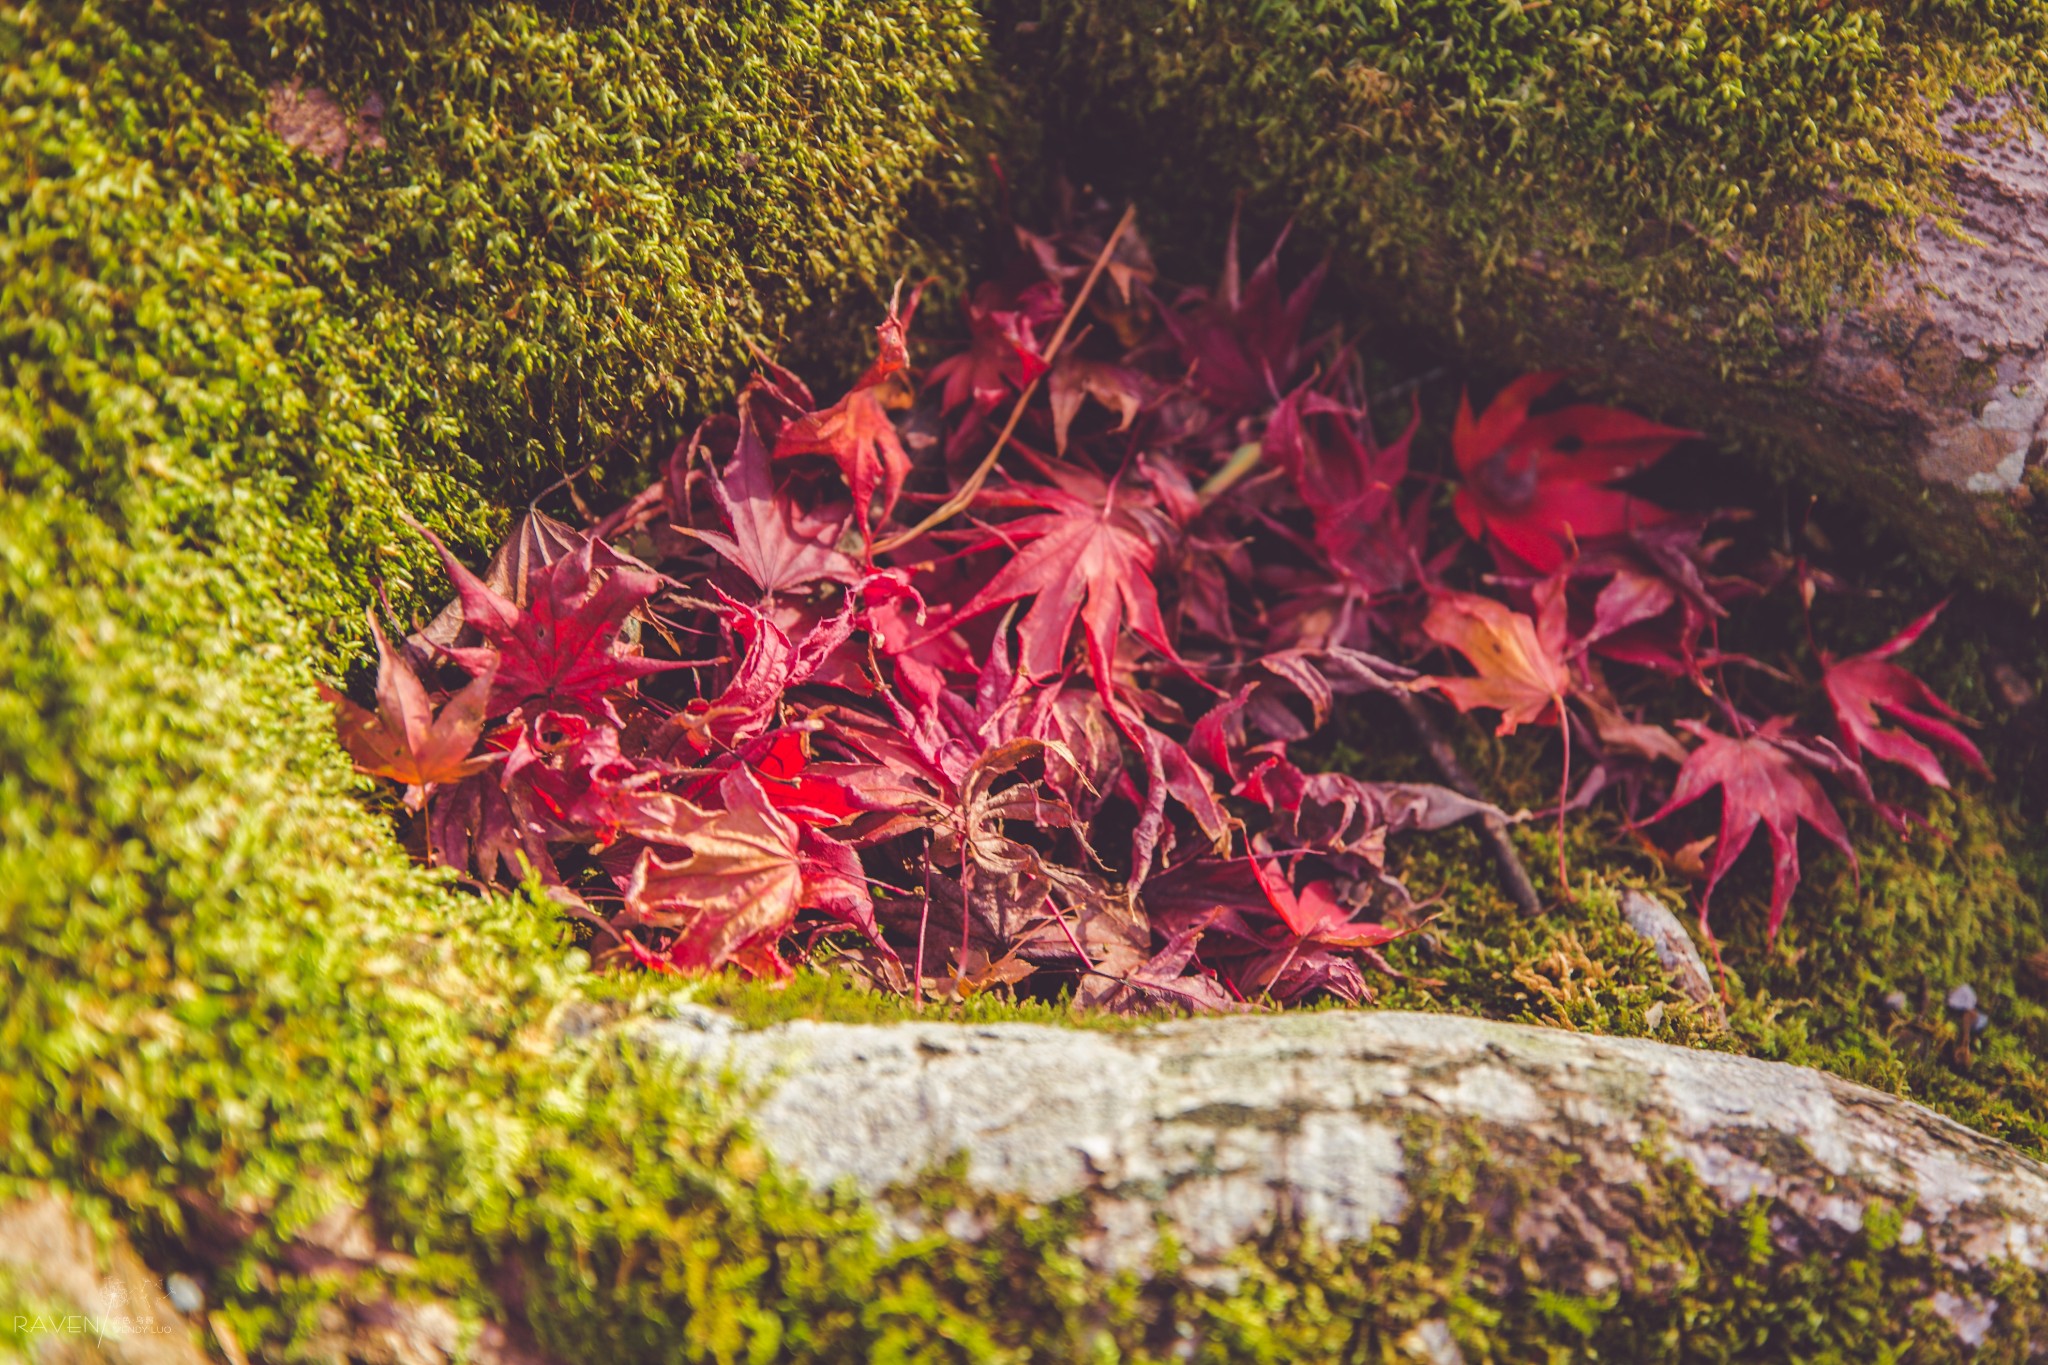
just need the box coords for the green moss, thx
[787,1121,2048,1362]
[1009,0,2048,348]
[8,0,993,623]
[209,0,993,503]
[997,0,2048,599]
[1143,1124,2048,1363]
[669,966,1111,1031]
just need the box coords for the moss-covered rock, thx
[10,0,991,605]
[0,1,999,1356]
[12,0,2048,1354]
[1000,0,2048,599]
[221,0,992,504]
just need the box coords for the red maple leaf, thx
[1822,602,1986,789]
[320,612,498,810]
[1182,854,1407,1004]
[746,728,868,829]
[926,279,1062,455]
[1160,213,1327,416]
[622,768,808,974]
[1647,717,1857,938]
[687,399,860,598]
[414,520,683,724]
[1248,854,1399,949]
[1452,373,1697,572]
[950,455,1178,705]
[1263,382,1424,601]
[774,290,921,537]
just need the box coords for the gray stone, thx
[1399,1318,1466,1365]
[161,1274,202,1317]
[642,1005,2048,1291]
[1617,889,1724,1026]
[0,1193,211,1365]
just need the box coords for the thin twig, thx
[870,203,1139,557]
[1396,691,1545,918]
[1556,706,1572,903]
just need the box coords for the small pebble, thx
[1947,984,1979,1013]
[1643,1002,1665,1031]
[164,1272,203,1315]
[1882,990,1909,1014]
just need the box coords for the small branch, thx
[870,204,1138,556]
[1397,692,1545,918]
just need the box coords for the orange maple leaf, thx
[1417,583,1569,734]
[319,612,497,810]
[1416,581,1576,900]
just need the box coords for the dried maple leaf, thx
[1822,602,1986,789]
[1049,354,1146,454]
[1647,717,1857,937]
[413,519,682,723]
[321,613,497,810]
[266,81,385,167]
[1417,584,1570,735]
[1453,373,1697,571]
[429,762,564,887]
[1073,907,1238,1015]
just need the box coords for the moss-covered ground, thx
[10,0,2048,1358]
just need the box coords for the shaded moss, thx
[996,0,2048,600]
[1006,0,2048,348]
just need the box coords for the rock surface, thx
[1811,93,2048,498]
[645,1007,2048,1281]
[0,1194,210,1365]
[1617,889,1725,1027]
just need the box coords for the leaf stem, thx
[1556,704,1572,902]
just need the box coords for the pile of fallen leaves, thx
[327,203,1985,1010]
